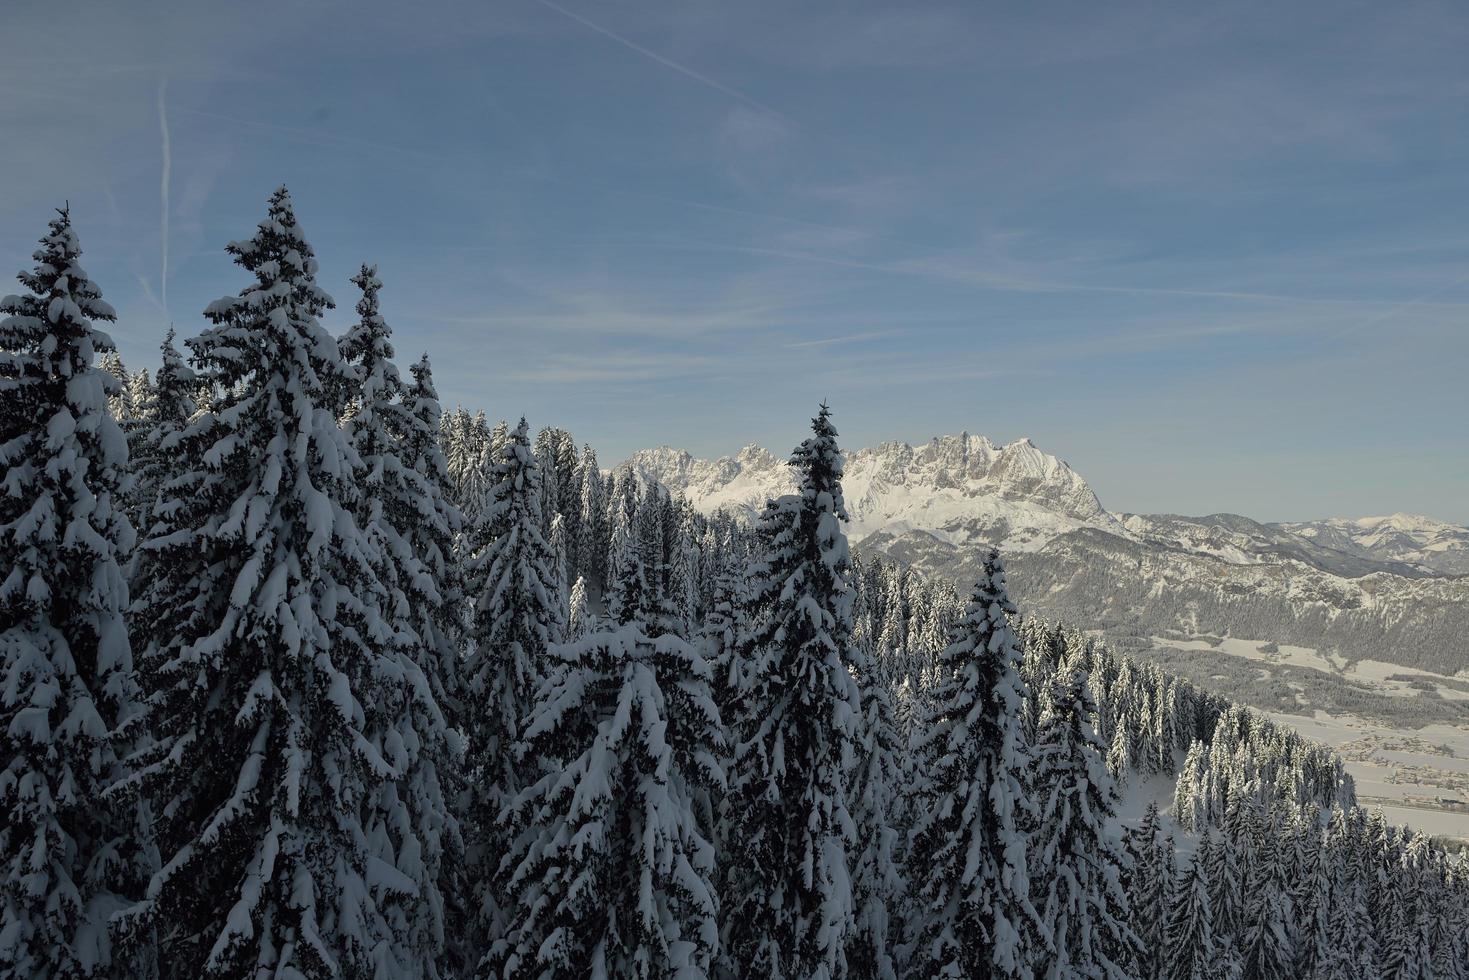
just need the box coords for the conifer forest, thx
[4,189,1469,980]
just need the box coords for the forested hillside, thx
[4,191,1466,979]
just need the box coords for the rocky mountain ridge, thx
[619,434,1469,673]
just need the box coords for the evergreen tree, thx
[1240,804,1292,980]
[1203,812,1245,953]
[399,355,466,727]
[461,417,566,956]
[906,551,1042,980]
[96,348,131,422]
[0,207,151,979]
[847,650,902,980]
[567,575,591,641]
[575,446,607,591]
[1164,845,1221,980]
[125,329,195,537]
[488,626,722,980]
[696,552,746,721]
[338,266,462,978]
[1125,803,1173,980]
[123,187,419,977]
[721,404,862,980]
[1029,659,1139,980]
[606,520,650,629]
[1289,809,1331,979]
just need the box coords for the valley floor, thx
[1134,633,1469,840]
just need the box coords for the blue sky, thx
[3,0,1468,522]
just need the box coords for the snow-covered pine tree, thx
[1287,807,1331,979]
[606,519,650,629]
[697,549,749,759]
[664,516,697,641]
[399,354,467,729]
[847,642,903,980]
[338,265,463,978]
[548,513,570,638]
[1240,804,1292,980]
[721,404,863,980]
[461,416,566,956]
[567,575,591,641]
[1125,802,1173,980]
[1029,657,1140,980]
[575,445,607,591]
[696,546,746,862]
[1203,806,1246,957]
[488,625,722,980]
[633,487,681,638]
[125,329,195,538]
[122,187,419,977]
[123,368,154,428]
[97,348,131,422]
[0,207,152,979]
[1164,841,1221,980]
[905,550,1043,980]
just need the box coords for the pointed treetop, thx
[219,183,329,295]
[350,263,384,320]
[340,262,398,388]
[9,204,117,326]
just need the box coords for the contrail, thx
[157,76,171,317]
[1327,269,1469,342]
[530,0,793,126]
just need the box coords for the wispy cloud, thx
[530,0,793,126]
[157,76,171,317]
[784,330,896,349]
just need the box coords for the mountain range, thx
[620,434,1469,675]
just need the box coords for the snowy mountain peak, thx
[1278,513,1469,576]
[620,431,1124,553]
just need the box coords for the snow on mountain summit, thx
[619,432,1129,552]
[1278,513,1469,576]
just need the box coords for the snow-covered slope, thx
[1278,514,1469,577]
[621,433,1129,553]
[619,432,1469,674]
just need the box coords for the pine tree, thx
[1125,803,1173,980]
[1029,658,1139,980]
[906,551,1042,980]
[123,187,418,977]
[338,265,463,978]
[1289,808,1331,979]
[567,575,591,641]
[697,552,746,720]
[488,626,722,979]
[97,348,131,422]
[1203,812,1245,953]
[461,416,566,956]
[1164,845,1221,980]
[576,446,607,591]
[125,329,195,538]
[847,649,902,980]
[399,355,466,727]
[1239,803,1292,980]
[548,513,571,638]
[722,404,863,980]
[606,520,650,629]
[0,207,151,979]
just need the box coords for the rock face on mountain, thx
[623,433,1127,551]
[619,434,1469,675]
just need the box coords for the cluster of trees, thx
[3,190,1467,980]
